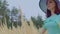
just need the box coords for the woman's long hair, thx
[46,0,60,18]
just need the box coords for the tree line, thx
[0,0,44,29]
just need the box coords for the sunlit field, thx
[0,19,47,34]
[0,5,47,34]
[0,0,47,34]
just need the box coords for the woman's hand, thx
[39,28,46,34]
[58,23,60,28]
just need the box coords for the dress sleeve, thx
[42,20,48,29]
[42,24,47,29]
[42,16,53,29]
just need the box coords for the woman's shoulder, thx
[44,14,58,23]
[54,14,60,22]
[44,14,60,24]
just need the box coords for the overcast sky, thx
[6,0,46,20]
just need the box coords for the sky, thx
[6,0,46,20]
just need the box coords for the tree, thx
[0,0,9,26]
[31,15,44,29]
[37,15,44,28]
[11,7,19,28]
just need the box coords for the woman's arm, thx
[39,28,46,34]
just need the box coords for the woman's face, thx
[47,0,56,10]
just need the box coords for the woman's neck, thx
[50,8,55,15]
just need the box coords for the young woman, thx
[39,0,60,34]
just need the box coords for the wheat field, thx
[0,19,47,34]
[0,10,47,34]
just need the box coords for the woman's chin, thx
[47,8,52,10]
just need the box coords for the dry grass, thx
[0,19,47,34]
[0,11,47,34]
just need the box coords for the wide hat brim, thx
[39,0,47,13]
[39,0,60,13]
